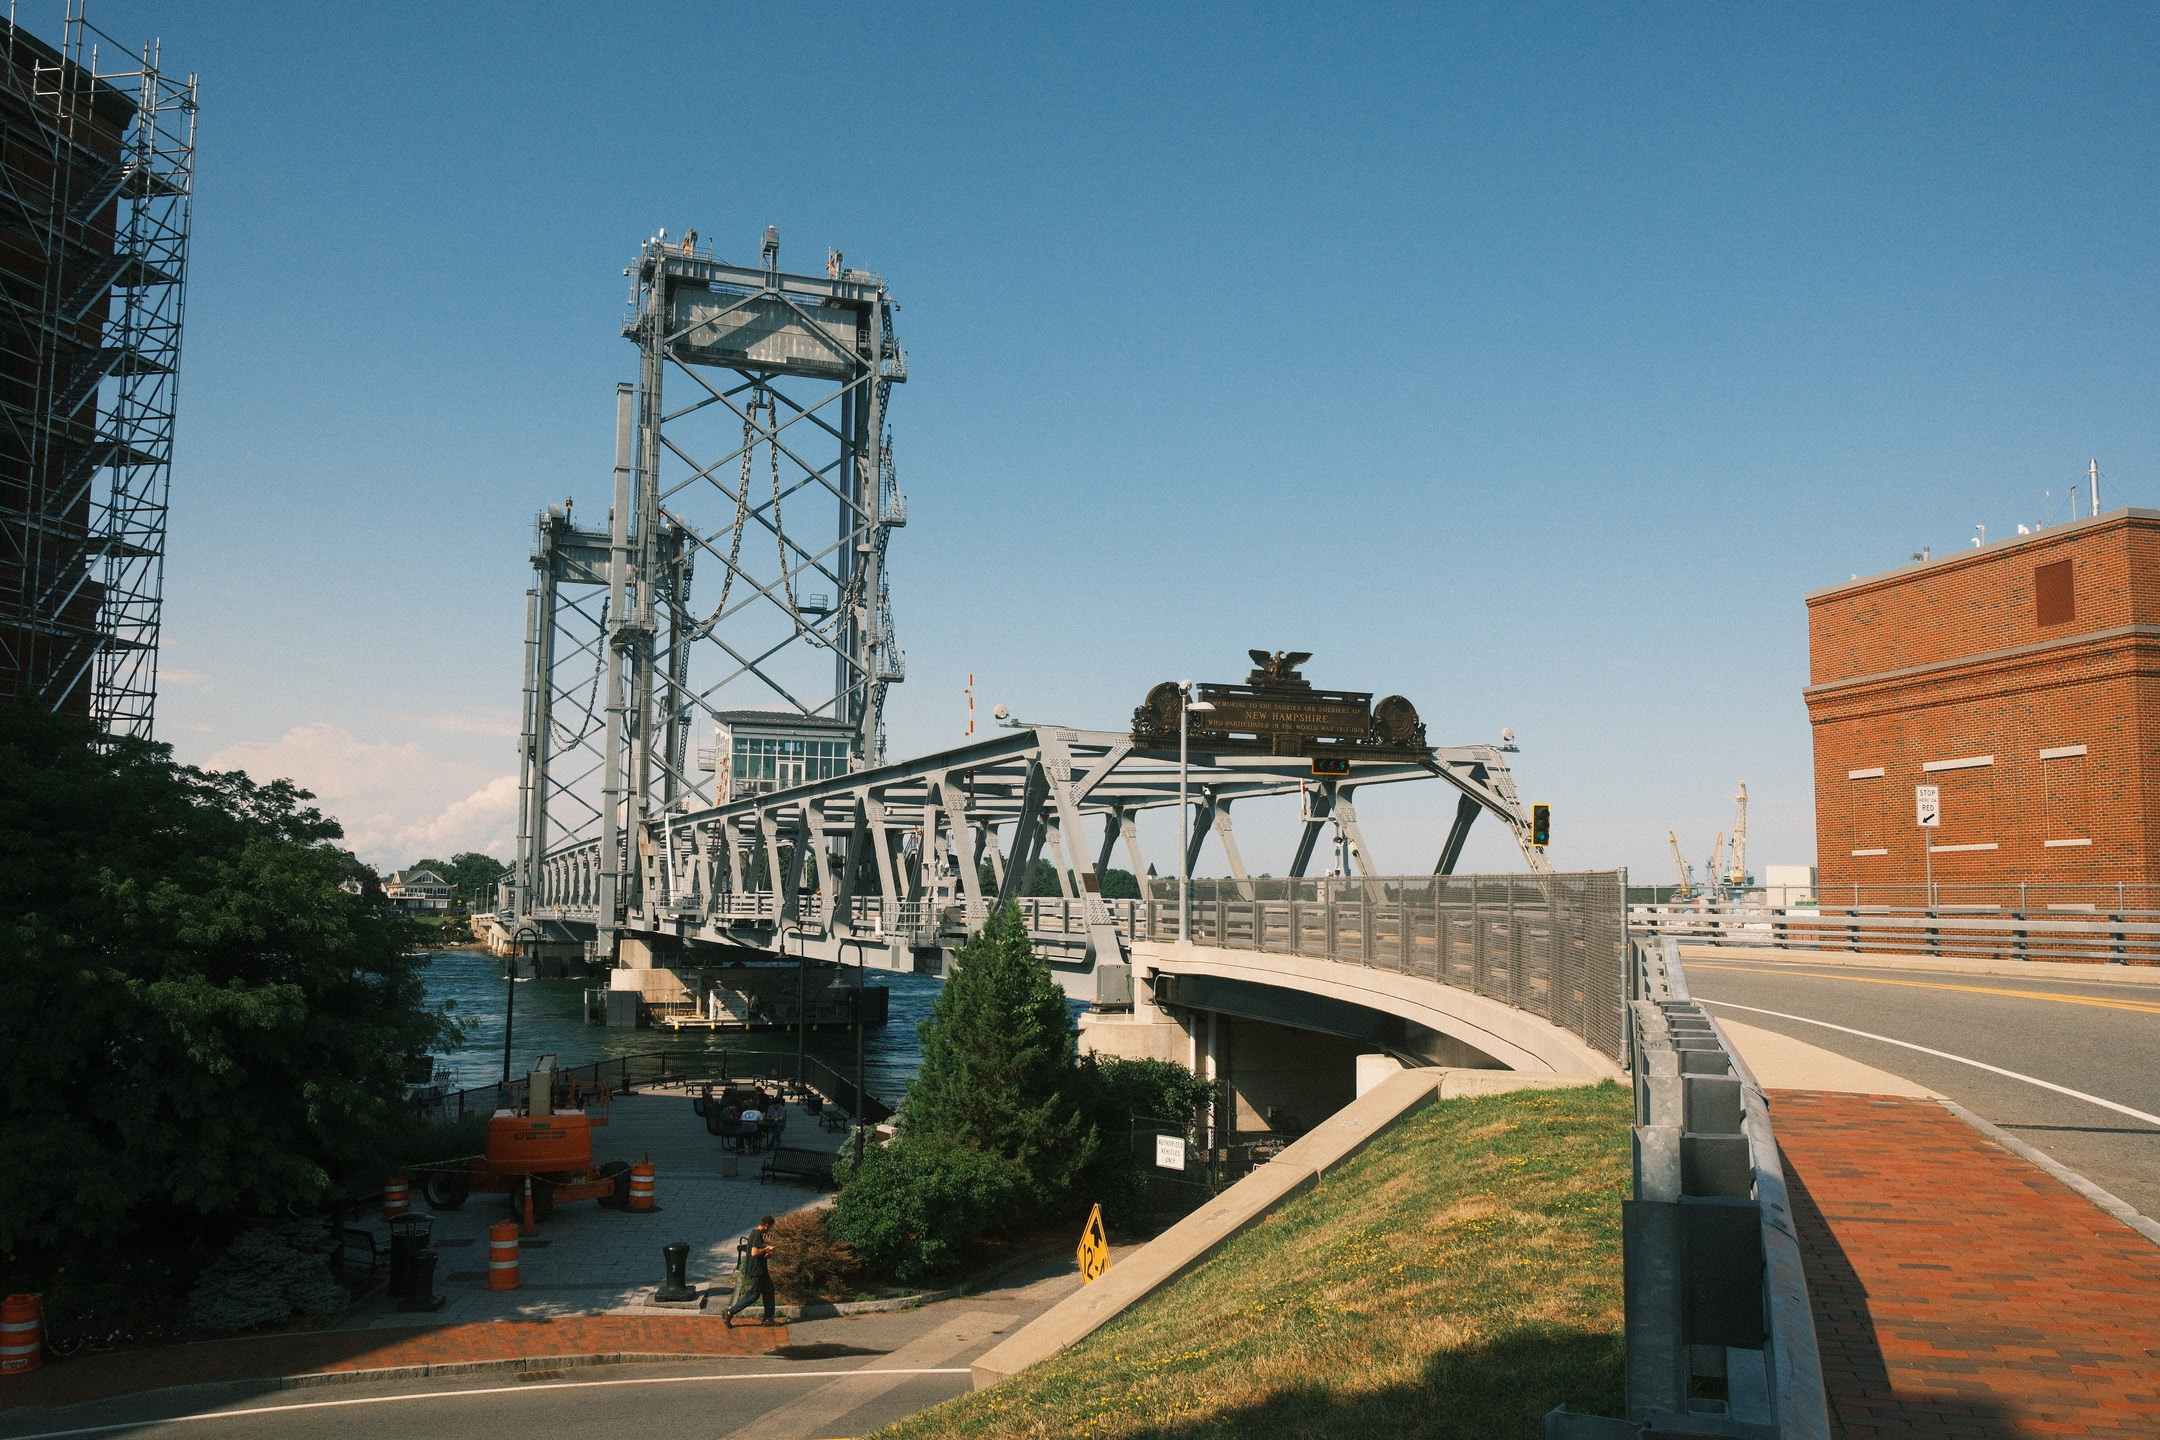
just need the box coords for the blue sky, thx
[76,1,2160,877]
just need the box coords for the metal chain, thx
[772,398,801,631]
[716,392,758,615]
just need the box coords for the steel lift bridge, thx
[503,230,1550,1004]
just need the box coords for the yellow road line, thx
[1685,963,2160,1016]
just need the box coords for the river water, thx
[416,948,948,1107]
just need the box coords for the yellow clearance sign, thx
[1076,1203,1110,1284]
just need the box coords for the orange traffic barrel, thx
[628,1155,656,1211]
[1,1294,40,1375]
[486,1220,520,1290]
[382,1176,410,1220]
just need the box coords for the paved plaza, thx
[350,1090,847,1325]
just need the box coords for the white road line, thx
[1,1369,975,1440]
[1697,999,2160,1129]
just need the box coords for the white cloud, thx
[207,723,516,866]
[161,668,213,691]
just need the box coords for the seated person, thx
[737,1103,764,1151]
[765,1097,787,1133]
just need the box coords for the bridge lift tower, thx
[513,228,908,957]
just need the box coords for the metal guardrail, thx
[1549,937,1830,1438]
[1632,902,2160,967]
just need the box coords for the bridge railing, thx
[1631,902,2160,967]
[1106,873,1630,1066]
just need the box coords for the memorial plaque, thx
[1131,651,1429,761]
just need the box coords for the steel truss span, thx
[514,229,907,940]
[520,722,1552,1001]
[0,6,195,738]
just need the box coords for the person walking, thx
[724,1215,777,1327]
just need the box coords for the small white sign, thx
[1915,784,1941,828]
[1154,1134,1187,1171]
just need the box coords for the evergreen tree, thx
[901,903,1094,1207]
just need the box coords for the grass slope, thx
[878,1082,1632,1440]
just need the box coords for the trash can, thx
[397,1249,446,1312]
[388,1214,434,1298]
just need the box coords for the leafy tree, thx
[1098,867,1140,900]
[442,852,508,905]
[0,704,452,1250]
[898,903,1095,1208]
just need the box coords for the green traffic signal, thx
[1531,803,1551,848]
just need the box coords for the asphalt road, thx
[0,1261,1082,1440]
[1680,954,2160,1221]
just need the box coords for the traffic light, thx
[1531,803,1551,849]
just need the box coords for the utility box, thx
[1761,864,1817,908]
[1094,962,1133,1008]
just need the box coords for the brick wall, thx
[1805,511,2160,893]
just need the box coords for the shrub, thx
[768,1208,859,1303]
[185,1219,349,1332]
[1079,1056,1230,1233]
[1082,1056,1217,1132]
[827,1137,1016,1284]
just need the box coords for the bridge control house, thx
[704,710,855,802]
[1805,509,2160,899]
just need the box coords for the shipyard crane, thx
[1666,830,1693,900]
[1727,781,1750,886]
[1705,832,1726,896]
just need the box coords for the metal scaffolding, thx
[0,2,194,738]
[515,229,907,941]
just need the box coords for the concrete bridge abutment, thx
[1079,938,1622,1137]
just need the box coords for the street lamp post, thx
[1179,684,1216,945]
[504,925,538,1086]
[838,934,872,1175]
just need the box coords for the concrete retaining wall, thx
[969,1066,1606,1389]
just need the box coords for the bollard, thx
[628,1154,657,1212]
[487,1220,521,1290]
[655,1241,697,1302]
[382,1176,409,1220]
[1,1295,40,1375]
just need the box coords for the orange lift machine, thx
[423,1056,634,1221]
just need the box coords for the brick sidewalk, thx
[2,1314,786,1412]
[1770,1091,2160,1437]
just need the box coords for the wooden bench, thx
[759,1146,834,1188]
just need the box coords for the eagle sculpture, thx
[1247,650,1312,684]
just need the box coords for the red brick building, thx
[1805,510,2160,896]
